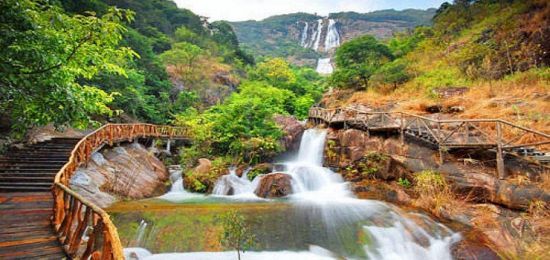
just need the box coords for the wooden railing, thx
[52,124,189,259]
[309,107,550,178]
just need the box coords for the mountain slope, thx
[230,9,436,67]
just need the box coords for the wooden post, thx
[399,113,405,145]
[496,122,506,179]
[439,146,445,165]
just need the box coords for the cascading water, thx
[316,58,333,74]
[125,129,460,259]
[133,220,148,247]
[324,19,340,50]
[300,22,309,48]
[312,19,323,51]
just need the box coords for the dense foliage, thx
[230,9,435,66]
[331,0,550,92]
[1,0,255,137]
[175,58,324,165]
[0,0,135,135]
[330,36,394,89]
[329,9,436,25]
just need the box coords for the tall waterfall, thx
[312,19,323,51]
[299,22,309,47]
[324,19,340,50]
[300,18,340,52]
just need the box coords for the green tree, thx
[219,210,256,260]
[375,59,410,89]
[0,0,136,136]
[330,35,394,89]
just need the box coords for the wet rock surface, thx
[274,115,305,151]
[254,173,293,198]
[324,126,549,257]
[70,142,169,208]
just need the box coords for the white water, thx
[312,19,323,51]
[132,129,460,259]
[324,19,340,50]
[158,168,204,201]
[300,22,309,47]
[133,220,148,247]
[316,58,333,74]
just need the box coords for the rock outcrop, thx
[325,128,550,210]
[274,115,305,151]
[70,142,169,208]
[254,173,293,198]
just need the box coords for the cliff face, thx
[230,9,436,68]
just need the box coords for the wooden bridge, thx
[0,124,188,259]
[309,107,550,178]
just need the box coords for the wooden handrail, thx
[309,107,550,147]
[309,106,549,178]
[52,124,188,259]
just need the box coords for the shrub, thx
[413,170,455,214]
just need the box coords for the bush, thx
[413,170,454,214]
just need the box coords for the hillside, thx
[326,0,549,135]
[230,9,436,67]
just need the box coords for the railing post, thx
[496,122,506,179]
[400,113,405,145]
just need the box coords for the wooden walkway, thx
[309,107,550,178]
[0,192,66,259]
[0,138,79,259]
[0,124,189,259]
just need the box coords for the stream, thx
[115,129,461,259]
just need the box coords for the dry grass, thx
[339,70,549,150]
[412,170,459,217]
[538,174,550,191]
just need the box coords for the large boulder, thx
[193,158,212,175]
[273,115,305,150]
[254,173,293,198]
[70,143,169,208]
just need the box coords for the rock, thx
[451,239,500,260]
[273,115,305,150]
[442,163,550,210]
[193,158,212,175]
[434,87,469,99]
[340,129,366,147]
[235,164,249,177]
[70,143,169,208]
[425,104,443,113]
[254,173,293,198]
[353,181,411,205]
[447,106,465,113]
[248,163,274,181]
[347,147,365,162]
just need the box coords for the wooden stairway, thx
[0,137,80,259]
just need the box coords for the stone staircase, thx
[0,138,80,192]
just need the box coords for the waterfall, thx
[299,22,309,47]
[133,220,148,247]
[316,58,333,74]
[149,129,460,259]
[324,19,340,50]
[283,129,459,259]
[312,19,323,51]
[159,167,204,201]
[212,167,262,199]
